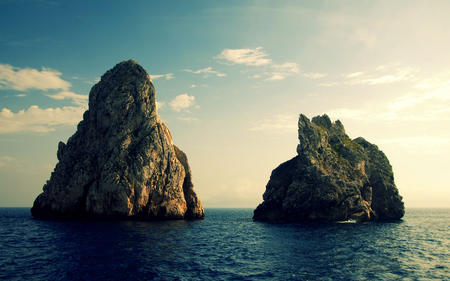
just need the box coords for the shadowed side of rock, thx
[174,145,205,219]
[253,114,404,222]
[31,60,204,220]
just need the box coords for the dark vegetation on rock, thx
[31,60,204,220]
[253,114,404,222]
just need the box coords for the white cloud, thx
[375,62,401,71]
[272,62,300,74]
[303,73,327,79]
[347,75,405,85]
[150,73,174,80]
[216,47,302,82]
[46,91,88,106]
[378,107,450,122]
[265,74,286,81]
[71,76,100,85]
[15,94,26,97]
[0,156,20,167]
[190,84,208,88]
[322,65,418,87]
[169,93,195,112]
[346,67,417,85]
[182,67,226,77]
[414,79,450,90]
[0,105,85,133]
[377,135,450,154]
[327,108,365,120]
[250,114,297,133]
[326,79,450,123]
[386,94,426,112]
[178,117,198,123]
[317,82,339,87]
[345,71,364,78]
[382,83,450,120]
[156,101,165,110]
[0,64,89,134]
[216,47,272,66]
[265,63,301,81]
[0,63,71,91]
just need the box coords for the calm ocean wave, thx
[1,208,449,280]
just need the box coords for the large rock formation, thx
[31,60,204,220]
[253,114,404,222]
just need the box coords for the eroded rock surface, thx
[253,114,404,222]
[31,60,204,220]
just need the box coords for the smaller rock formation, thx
[253,114,404,222]
[31,60,204,220]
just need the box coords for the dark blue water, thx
[1,208,449,280]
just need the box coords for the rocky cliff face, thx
[253,114,404,222]
[31,60,204,220]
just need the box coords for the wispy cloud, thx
[0,105,85,133]
[46,91,88,106]
[303,72,327,79]
[216,47,272,66]
[271,62,300,74]
[386,94,426,112]
[379,86,450,121]
[156,101,165,110]
[190,84,208,88]
[377,135,450,154]
[265,74,286,81]
[265,62,301,81]
[327,108,365,120]
[375,62,401,71]
[382,81,450,119]
[346,67,417,85]
[414,79,450,90]
[344,72,364,78]
[327,78,450,123]
[250,114,297,133]
[0,63,71,91]
[317,82,339,87]
[183,67,225,77]
[217,47,302,82]
[0,156,20,167]
[150,73,174,80]
[70,76,100,85]
[169,93,196,112]
[320,65,418,87]
[178,117,198,123]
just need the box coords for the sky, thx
[1,0,449,208]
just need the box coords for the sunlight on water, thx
[0,208,449,280]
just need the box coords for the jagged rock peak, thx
[253,114,404,222]
[31,60,204,220]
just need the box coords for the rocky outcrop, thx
[31,60,204,220]
[253,114,404,222]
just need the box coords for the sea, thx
[0,208,449,281]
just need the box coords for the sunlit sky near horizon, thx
[1,0,449,208]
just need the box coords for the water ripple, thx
[0,208,449,280]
